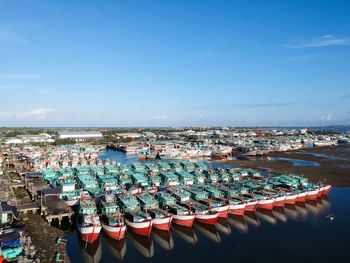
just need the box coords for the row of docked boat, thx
[74,163,331,243]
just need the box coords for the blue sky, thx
[0,0,349,127]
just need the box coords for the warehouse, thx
[55,131,103,141]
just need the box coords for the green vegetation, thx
[99,136,134,144]
[51,139,77,145]
[2,128,55,137]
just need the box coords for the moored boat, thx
[100,194,126,240]
[137,193,173,231]
[117,193,153,236]
[77,198,102,243]
[156,191,195,227]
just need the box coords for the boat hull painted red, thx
[102,222,126,240]
[172,214,195,227]
[317,187,325,197]
[229,203,246,216]
[257,199,275,210]
[195,214,218,225]
[296,192,307,203]
[306,190,319,201]
[273,196,286,207]
[244,201,259,212]
[80,232,100,243]
[322,185,332,196]
[125,220,153,237]
[212,205,229,218]
[152,216,173,231]
[284,194,298,205]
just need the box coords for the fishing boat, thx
[322,184,332,196]
[115,172,133,187]
[296,191,307,203]
[175,171,194,186]
[155,191,195,227]
[257,189,286,208]
[305,186,319,201]
[77,198,102,243]
[58,181,81,206]
[131,172,157,194]
[97,174,122,195]
[160,173,180,187]
[100,194,126,240]
[77,174,99,196]
[202,186,230,218]
[204,170,219,184]
[191,170,206,185]
[171,188,218,225]
[137,193,173,231]
[117,194,153,236]
[216,184,246,215]
[145,171,161,193]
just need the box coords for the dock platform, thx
[17,202,40,214]
[40,189,74,225]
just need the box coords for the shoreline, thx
[218,144,350,187]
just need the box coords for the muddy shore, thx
[219,144,350,187]
[13,187,70,262]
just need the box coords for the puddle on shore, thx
[230,156,321,167]
[294,151,347,161]
[268,157,320,167]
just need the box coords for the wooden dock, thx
[40,189,74,226]
[17,202,40,214]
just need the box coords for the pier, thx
[40,189,74,226]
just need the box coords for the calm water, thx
[64,151,350,263]
[268,157,320,167]
[228,155,320,167]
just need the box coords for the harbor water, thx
[63,151,350,263]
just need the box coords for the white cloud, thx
[237,102,295,108]
[153,115,167,121]
[0,108,55,121]
[0,73,42,79]
[197,112,204,118]
[284,35,350,48]
[310,113,333,122]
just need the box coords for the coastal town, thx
[0,127,348,262]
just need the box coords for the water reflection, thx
[227,214,248,233]
[284,204,299,220]
[295,202,309,218]
[304,200,320,215]
[243,212,261,227]
[128,232,154,258]
[255,209,277,224]
[237,155,320,167]
[79,236,102,263]
[216,218,232,235]
[152,229,174,251]
[172,224,197,245]
[70,197,333,262]
[105,234,127,261]
[272,207,288,223]
[193,222,221,244]
[268,157,320,167]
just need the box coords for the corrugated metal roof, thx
[57,131,102,135]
